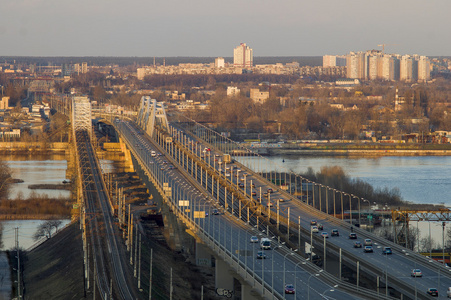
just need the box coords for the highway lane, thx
[116,120,369,300]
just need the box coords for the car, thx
[321,232,329,238]
[310,220,317,226]
[251,183,256,188]
[238,183,244,188]
[349,233,357,239]
[331,229,339,237]
[263,192,269,197]
[212,209,219,215]
[250,236,259,243]
[257,251,267,259]
[317,224,323,230]
[354,241,362,248]
[427,288,438,297]
[311,226,319,233]
[267,202,274,207]
[363,246,373,253]
[364,239,372,246]
[411,269,422,277]
[251,191,257,196]
[277,198,285,202]
[446,286,451,298]
[267,188,274,193]
[382,247,392,255]
[284,284,295,294]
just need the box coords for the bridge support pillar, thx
[195,241,213,267]
[215,258,235,294]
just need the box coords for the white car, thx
[250,236,259,243]
[311,226,319,233]
[411,269,422,277]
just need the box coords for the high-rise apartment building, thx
[323,55,346,68]
[233,43,253,68]
[346,52,368,80]
[417,56,431,82]
[400,55,418,82]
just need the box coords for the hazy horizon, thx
[1,0,450,57]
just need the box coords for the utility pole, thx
[149,249,153,300]
[138,234,142,290]
[16,227,21,300]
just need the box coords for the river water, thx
[242,155,451,206]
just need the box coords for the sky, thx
[0,0,450,57]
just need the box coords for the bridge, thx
[70,95,451,299]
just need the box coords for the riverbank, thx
[268,148,451,156]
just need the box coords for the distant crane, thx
[377,43,399,55]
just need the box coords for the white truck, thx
[260,238,271,250]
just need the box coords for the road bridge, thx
[70,94,451,299]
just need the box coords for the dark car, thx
[257,251,267,259]
[284,284,295,294]
[238,183,244,188]
[354,241,362,248]
[212,209,219,215]
[317,224,323,230]
[310,220,317,226]
[267,188,274,193]
[331,229,339,237]
[382,247,392,255]
[426,288,438,297]
[251,191,257,196]
[349,233,357,239]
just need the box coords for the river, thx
[241,155,451,206]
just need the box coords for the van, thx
[151,151,156,157]
[260,238,271,250]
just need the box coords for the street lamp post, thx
[308,270,323,300]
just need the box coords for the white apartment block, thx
[233,43,253,68]
[323,55,346,68]
[215,57,225,68]
[346,51,428,82]
[418,56,431,82]
[226,86,240,97]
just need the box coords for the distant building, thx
[323,55,346,68]
[400,55,418,82]
[250,88,269,104]
[0,97,10,110]
[74,62,88,75]
[215,57,225,68]
[418,56,431,82]
[233,43,253,68]
[227,86,240,97]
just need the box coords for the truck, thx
[260,238,271,250]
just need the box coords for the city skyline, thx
[0,0,450,57]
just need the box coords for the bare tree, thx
[33,220,63,241]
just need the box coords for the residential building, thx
[323,55,346,68]
[233,43,253,68]
[418,56,431,82]
[215,57,225,68]
[227,86,240,97]
[250,88,269,104]
[0,97,10,110]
